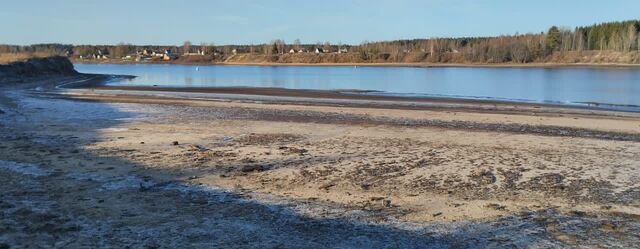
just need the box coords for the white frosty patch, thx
[66,172,110,182]
[103,128,129,132]
[0,160,50,177]
[66,172,153,191]
[100,175,152,191]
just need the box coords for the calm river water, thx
[75,64,640,111]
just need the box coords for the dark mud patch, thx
[155,105,640,142]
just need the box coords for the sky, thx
[1,0,639,46]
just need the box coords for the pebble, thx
[383,199,392,208]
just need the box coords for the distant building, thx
[315,48,325,54]
[157,50,176,60]
[183,50,205,56]
[163,54,177,61]
[338,48,348,54]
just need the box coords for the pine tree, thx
[545,26,562,52]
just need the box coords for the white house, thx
[183,50,205,56]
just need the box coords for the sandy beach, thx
[1,72,639,247]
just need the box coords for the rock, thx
[433,212,443,217]
[171,141,179,146]
[383,199,392,208]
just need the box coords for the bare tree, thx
[323,42,331,52]
[182,41,192,54]
[293,39,301,50]
[625,24,638,51]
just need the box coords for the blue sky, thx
[1,0,639,45]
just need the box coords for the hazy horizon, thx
[2,0,640,46]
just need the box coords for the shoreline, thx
[81,85,640,115]
[72,60,640,69]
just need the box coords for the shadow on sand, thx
[1,86,623,248]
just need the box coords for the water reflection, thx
[75,64,640,109]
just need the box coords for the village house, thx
[183,50,206,56]
[79,50,109,60]
[314,48,325,54]
[163,50,177,61]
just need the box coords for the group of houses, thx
[78,50,109,60]
[133,49,178,61]
[131,49,210,61]
[287,47,349,54]
[77,45,351,62]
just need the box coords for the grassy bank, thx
[0,52,60,65]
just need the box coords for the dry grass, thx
[0,52,60,65]
[222,50,640,64]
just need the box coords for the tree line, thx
[1,20,638,64]
[353,20,639,63]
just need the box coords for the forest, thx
[1,20,639,64]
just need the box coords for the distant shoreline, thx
[72,60,640,69]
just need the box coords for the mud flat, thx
[1,73,640,247]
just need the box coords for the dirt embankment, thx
[0,56,77,83]
[225,51,640,64]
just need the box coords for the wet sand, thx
[1,75,640,247]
